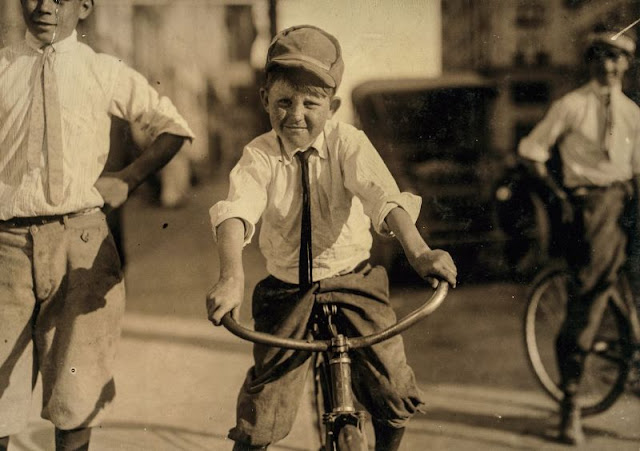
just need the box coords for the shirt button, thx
[29,225,38,234]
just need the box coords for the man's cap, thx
[586,28,636,56]
[266,25,344,89]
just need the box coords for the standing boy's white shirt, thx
[0,31,194,220]
[210,120,421,284]
[518,80,640,188]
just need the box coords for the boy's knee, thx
[228,425,277,450]
[44,375,115,430]
[44,399,106,431]
[366,388,426,429]
[45,405,87,431]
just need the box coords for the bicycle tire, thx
[524,268,633,416]
[336,424,367,451]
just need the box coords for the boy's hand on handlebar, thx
[206,276,244,326]
[408,249,457,289]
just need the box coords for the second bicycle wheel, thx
[524,269,633,416]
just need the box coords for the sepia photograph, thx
[0,0,639,449]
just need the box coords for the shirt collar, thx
[279,130,328,165]
[587,79,622,98]
[25,29,78,54]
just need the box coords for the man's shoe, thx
[557,397,585,446]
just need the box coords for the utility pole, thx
[269,0,277,37]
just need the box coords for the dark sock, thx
[373,421,405,451]
[0,436,9,451]
[55,427,91,451]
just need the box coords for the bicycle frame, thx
[320,333,368,449]
[221,281,449,450]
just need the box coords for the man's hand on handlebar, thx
[407,249,457,289]
[206,276,244,326]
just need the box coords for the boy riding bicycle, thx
[518,23,640,446]
[206,25,457,451]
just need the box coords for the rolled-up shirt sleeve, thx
[209,146,270,245]
[342,130,421,235]
[109,63,195,142]
[518,101,568,163]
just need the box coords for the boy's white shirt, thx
[210,119,421,284]
[0,30,194,220]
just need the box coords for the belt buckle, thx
[572,187,589,197]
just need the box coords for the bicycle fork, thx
[320,305,367,450]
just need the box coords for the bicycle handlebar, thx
[220,281,449,352]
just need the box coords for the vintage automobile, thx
[351,74,549,282]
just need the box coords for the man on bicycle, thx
[518,23,640,445]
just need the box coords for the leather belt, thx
[569,180,634,198]
[0,208,100,228]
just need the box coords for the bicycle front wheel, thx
[524,269,633,416]
[336,424,367,451]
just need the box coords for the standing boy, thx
[0,1,194,449]
[518,24,640,445]
[207,25,457,451]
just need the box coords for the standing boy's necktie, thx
[296,149,313,287]
[27,45,64,205]
[602,91,613,159]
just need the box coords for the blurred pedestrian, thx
[0,1,193,450]
[157,61,209,208]
[518,22,640,445]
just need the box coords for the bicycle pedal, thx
[592,341,608,352]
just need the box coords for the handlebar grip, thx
[220,281,449,351]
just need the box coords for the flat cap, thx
[266,25,344,89]
[586,30,636,55]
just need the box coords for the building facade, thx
[443,0,640,156]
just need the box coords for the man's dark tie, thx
[296,149,313,287]
[602,91,613,158]
[27,45,64,205]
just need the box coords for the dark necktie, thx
[602,91,613,158]
[27,45,64,205]
[296,149,313,287]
